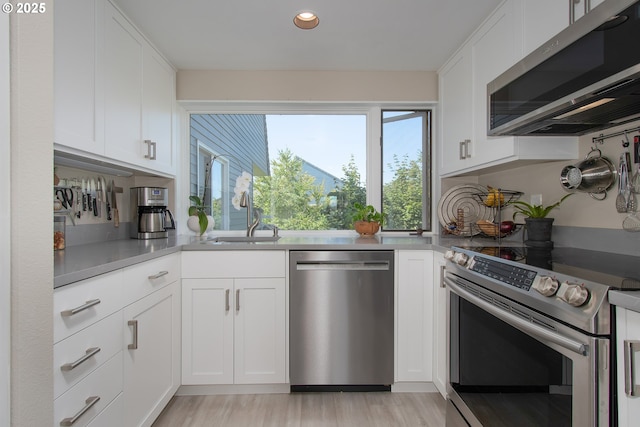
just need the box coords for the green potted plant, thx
[187,195,209,236]
[352,203,386,237]
[511,194,572,247]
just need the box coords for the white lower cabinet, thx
[432,251,447,398]
[181,251,287,386]
[123,280,180,427]
[53,253,181,427]
[616,306,640,426]
[395,250,434,383]
[182,277,286,385]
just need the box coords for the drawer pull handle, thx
[144,140,157,160]
[440,265,446,288]
[148,270,169,280]
[128,320,138,350]
[624,339,640,396]
[60,299,101,317]
[225,289,230,312]
[236,289,240,312]
[59,395,100,426]
[60,347,101,372]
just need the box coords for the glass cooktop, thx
[458,246,640,291]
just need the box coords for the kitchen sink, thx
[205,236,281,243]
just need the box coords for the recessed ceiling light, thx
[294,11,319,30]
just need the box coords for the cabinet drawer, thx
[54,311,123,399]
[87,393,123,427]
[182,251,286,278]
[54,270,124,344]
[54,353,123,427]
[122,253,180,305]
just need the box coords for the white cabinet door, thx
[432,252,447,398]
[104,1,143,167]
[396,250,434,382]
[470,0,521,167]
[616,307,640,427]
[439,45,473,176]
[234,278,286,384]
[182,278,234,385]
[522,0,570,56]
[123,281,179,427]
[142,47,175,175]
[54,0,104,154]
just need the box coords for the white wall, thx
[177,70,438,102]
[1,11,10,427]
[10,4,54,425]
[477,123,640,230]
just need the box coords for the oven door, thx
[445,273,610,427]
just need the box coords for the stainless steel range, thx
[444,246,640,427]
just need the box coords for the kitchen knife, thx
[111,179,119,228]
[86,179,92,212]
[106,181,112,220]
[81,178,87,211]
[91,179,98,216]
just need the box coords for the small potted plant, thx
[511,194,572,247]
[352,203,386,237]
[187,195,209,236]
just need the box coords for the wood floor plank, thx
[153,392,446,427]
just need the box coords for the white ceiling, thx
[112,0,502,71]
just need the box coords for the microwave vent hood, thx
[488,0,640,136]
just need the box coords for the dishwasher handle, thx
[296,261,390,271]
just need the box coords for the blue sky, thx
[265,115,367,180]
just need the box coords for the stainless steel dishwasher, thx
[289,250,394,391]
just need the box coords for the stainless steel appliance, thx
[444,246,640,426]
[289,250,394,390]
[488,0,640,136]
[130,187,175,239]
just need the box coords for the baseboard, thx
[176,384,291,396]
[391,382,438,393]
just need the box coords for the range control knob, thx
[453,252,470,267]
[559,282,590,307]
[533,276,559,297]
[444,250,456,261]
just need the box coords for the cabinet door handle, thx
[459,141,465,160]
[60,299,101,317]
[624,339,640,396]
[144,140,157,160]
[148,270,169,280]
[440,265,446,288]
[60,347,101,372]
[225,289,230,312]
[59,395,100,426]
[236,289,240,312]
[128,320,138,350]
[464,139,470,159]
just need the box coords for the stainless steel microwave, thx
[488,0,640,136]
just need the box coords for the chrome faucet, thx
[240,191,261,237]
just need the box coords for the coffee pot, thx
[130,187,175,239]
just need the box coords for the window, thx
[190,108,432,232]
[382,110,432,231]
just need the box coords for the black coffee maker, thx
[130,187,175,239]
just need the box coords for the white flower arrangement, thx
[232,171,252,210]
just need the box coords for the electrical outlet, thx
[531,194,542,206]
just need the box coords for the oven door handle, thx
[446,277,588,356]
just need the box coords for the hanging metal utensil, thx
[616,154,628,213]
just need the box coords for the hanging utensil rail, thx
[592,126,640,146]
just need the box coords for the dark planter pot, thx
[524,217,555,249]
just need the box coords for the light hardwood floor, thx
[152,392,446,427]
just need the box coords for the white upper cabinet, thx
[54,0,104,155]
[439,45,473,175]
[54,0,176,177]
[522,0,570,56]
[438,0,578,177]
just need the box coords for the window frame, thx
[182,103,436,234]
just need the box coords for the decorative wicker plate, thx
[438,184,495,236]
